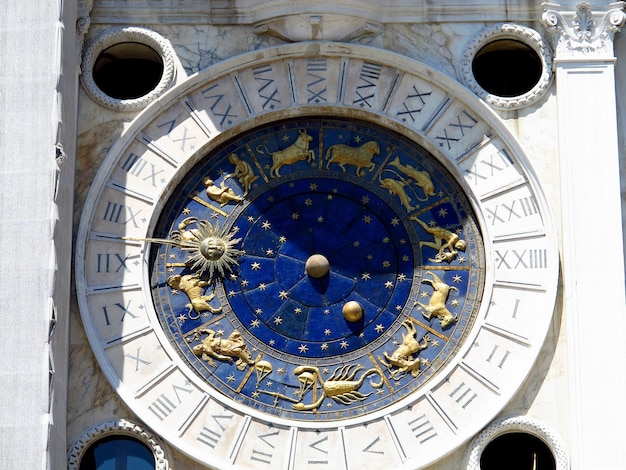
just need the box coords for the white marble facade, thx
[62,1,626,469]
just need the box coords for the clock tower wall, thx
[66,1,624,469]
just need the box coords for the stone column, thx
[542,3,626,468]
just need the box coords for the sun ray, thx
[123,218,242,282]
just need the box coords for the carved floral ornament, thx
[461,23,553,110]
[542,1,626,59]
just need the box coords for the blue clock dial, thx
[227,176,414,358]
[150,117,484,421]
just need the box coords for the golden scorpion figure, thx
[291,364,383,412]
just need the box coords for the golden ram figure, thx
[325,140,380,176]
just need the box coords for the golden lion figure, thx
[167,273,222,317]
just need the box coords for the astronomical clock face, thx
[76,44,558,469]
[150,117,483,423]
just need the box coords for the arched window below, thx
[79,435,155,470]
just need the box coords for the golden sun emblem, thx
[172,217,242,278]
[125,216,242,281]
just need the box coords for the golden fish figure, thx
[291,364,383,411]
[389,156,435,200]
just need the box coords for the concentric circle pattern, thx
[150,117,484,421]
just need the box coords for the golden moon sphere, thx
[305,254,330,278]
[342,301,363,322]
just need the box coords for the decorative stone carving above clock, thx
[542,2,626,60]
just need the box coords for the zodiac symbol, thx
[171,216,201,243]
[191,328,255,371]
[325,140,380,176]
[290,364,383,412]
[379,175,415,212]
[410,216,466,263]
[254,360,273,387]
[226,153,258,194]
[379,320,430,380]
[168,218,241,280]
[257,129,315,178]
[415,271,458,328]
[389,156,435,201]
[167,273,222,318]
[203,177,244,206]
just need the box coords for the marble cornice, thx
[87,0,545,25]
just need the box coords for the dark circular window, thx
[472,39,543,97]
[480,432,556,470]
[93,42,164,100]
[79,435,155,470]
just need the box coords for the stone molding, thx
[460,23,553,110]
[253,14,382,43]
[67,419,169,469]
[87,1,544,25]
[80,26,176,111]
[464,415,569,470]
[542,2,626,60]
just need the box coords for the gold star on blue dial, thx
[150,117,484,421]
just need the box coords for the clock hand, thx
[121,217,242,280]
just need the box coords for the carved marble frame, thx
[464,415,569,470]
[460,23,553,110]
[80,26,177,111]
[67,418,170,470]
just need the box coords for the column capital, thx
[542,2,626,60]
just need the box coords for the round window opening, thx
[480,432,556,470]
[79,435,155,470]
[93,42,164,100]
[472,39,542,98]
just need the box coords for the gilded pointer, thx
[124,217,241,280]
[226,153,258,194]
[389,156,435,200]
[257,128,315,178]
[167,273,222,317]
[171,218,242,279]
[192,328,254,370]
[379,319,430,380]
[416,271,458,328]
[325,140,380,176]
[411,216,466,263]
[291,364,383,412]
